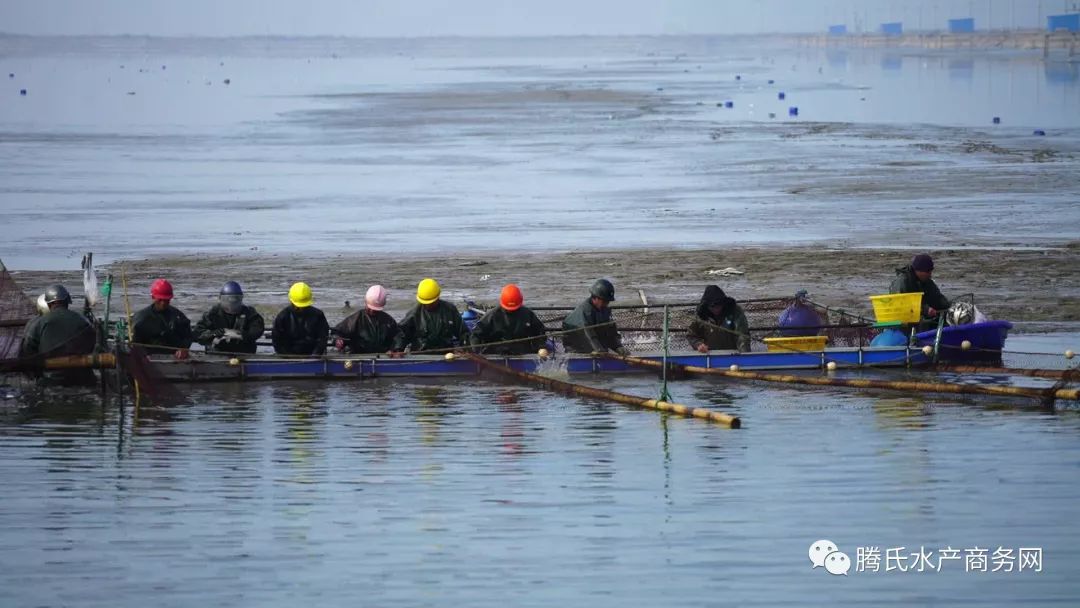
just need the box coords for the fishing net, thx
[530,297,875,353]
[0,258,38,361]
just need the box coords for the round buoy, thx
[922,345,933,356]
[826,361,837,371]
[729,364,739,372]
[961,340,972,351]
[445,352,455,361]
[228,357,240,366]
[537,348,550,359]
[343,360,354,370]
[1066,350,1075,360]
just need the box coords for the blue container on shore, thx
[724,100,734,108]
[778,92,786,100]
[788,106,799,116]
[1033,129,1046,136]
[993,116,1001,124]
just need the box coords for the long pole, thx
[464,353,741,428]
[612,355,1079,403]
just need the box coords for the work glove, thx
[334,338,346,351]
[222,329,242,341]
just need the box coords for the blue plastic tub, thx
[915,320,1013,362]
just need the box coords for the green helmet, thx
[590,279,615,302]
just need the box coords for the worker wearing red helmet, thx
[131,278,193,360]
[470,284,547,355]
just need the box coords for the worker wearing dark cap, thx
[889,253,950,330]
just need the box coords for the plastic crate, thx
[869,293,922,324]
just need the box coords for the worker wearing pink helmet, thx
[332,284,400,354]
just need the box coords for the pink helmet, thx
[365,284,387,311]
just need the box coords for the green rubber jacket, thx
[193,304,266,354]
[332,308,400,354]
[19,306,97,385]
[470,306,547,355]
[393,300,467,352]
[560,298,622,353]
[132,304,194,354]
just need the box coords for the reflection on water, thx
[0,374,1079,605]
[1045,61,1079,84]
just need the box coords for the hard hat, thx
[288,282,313,307]
[589,279,615,302]
[150,279,173,301]
[365,284,387,311]
[416,278,441,305]
[43,284,73,306]
[220,281,244,313]
[500,284,523,311]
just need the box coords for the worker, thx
[194,281,265,354]
[889,253,950,331]
[470,284,547,355]
[393,278,467,354]
[332,284,399,354]
[272,282,330,356]
[19,284,97,385]
[561,279,628,355]
[131,278,192,359]
[687,285,751,353]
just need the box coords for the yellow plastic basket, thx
[763,336,828,352]
[869,292,923,324]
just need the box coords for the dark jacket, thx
[272,305,329,355]
[20,307,97,385]
[132,304,193,354]
[889,265,950,317]
[194,304,265,354]
[687,296,751,352]
[332,308,399,354]
[394,300,467,352]
[470,306,547,355]
[561,298,622,353]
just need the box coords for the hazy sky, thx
[1,0,1076,36]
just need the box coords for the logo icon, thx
[809,540,851,576]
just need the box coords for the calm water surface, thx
[2,334,1079,606]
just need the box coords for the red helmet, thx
[150,278,174,301]
[500,284,523,311]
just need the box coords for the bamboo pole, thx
[463,353,741,428]
[935,364,1077,380]
[611,355,1079,403]
[1,353,117,373]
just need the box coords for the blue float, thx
[778,91,786,100]
[724,100,734,108]
[19,89,26,96]
[1033,129,1046,136]
[788,106,799,116]
[992,116,1001,124]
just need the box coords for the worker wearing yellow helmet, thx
[271,282,330,355]
[392,278,467,354]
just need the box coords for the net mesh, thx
[530,297,875,352]
[0,259,38,361]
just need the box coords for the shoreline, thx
[10,245,1079,327]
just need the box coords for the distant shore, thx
[793,29,1079,55]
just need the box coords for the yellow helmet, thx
[288,282,313,307]
[416,278,441,305]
